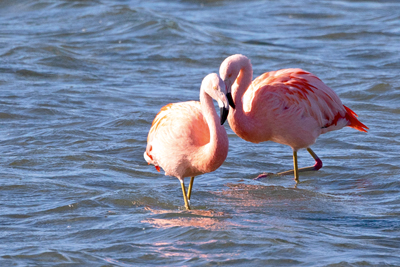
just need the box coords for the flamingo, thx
[219,54,368,182]
[144,73,229,210]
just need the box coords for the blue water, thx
[1,0,400,266]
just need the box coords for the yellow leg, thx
[180,180,191,210]
[293,150,299,182]
[187,177,194,200]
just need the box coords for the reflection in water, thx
[103,257,132,267]
[144,241,240,262]
[215,183,306,208]
[142,183,327,230]
[143,217,234,230]
[142,207,238,230]
[144,206,228,217]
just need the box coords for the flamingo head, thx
[201,73,229,125]
[219,54,251,109]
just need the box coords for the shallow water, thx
[1,0,400,266]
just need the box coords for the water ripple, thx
[1,0,400,265]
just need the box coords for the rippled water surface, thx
[1,0,400,266]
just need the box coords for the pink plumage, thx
[220,54,368,181]
[144,73,229,209]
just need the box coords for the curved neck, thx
[232,64,253,109]
[198,90,228,172]
[229,62,255,140]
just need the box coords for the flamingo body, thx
[145,101,228,178]
[237,68,367,149]
[144,73,229,209]
[220,54,368,180]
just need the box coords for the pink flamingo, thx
[219,54,368,182]
[144,73,229,210]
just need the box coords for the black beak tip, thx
[226,92,235,109]
[220,107,229,125]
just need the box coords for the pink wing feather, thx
[246,68,368,133]
[145,101,210,173]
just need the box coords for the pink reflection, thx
[355,178,373,191]
[144,206,227,217]
[215,183,282,208]
[213,183,310,209]
[103,257,131,266]
[147,241,240,261]
[143,207,240,230]
[143,217,235,230]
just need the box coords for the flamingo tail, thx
[344,105,369,133]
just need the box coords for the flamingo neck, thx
[198,90,228,173]
[228,62,256,141]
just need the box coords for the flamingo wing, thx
[245,68,367,133]
[145,101,210,172]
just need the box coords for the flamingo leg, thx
[180,180,191,210]
[297,148,323,172]
[187,177,194,200]
[293,150,299,182]
[256,148,323,180]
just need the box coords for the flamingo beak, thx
[220,106,229,125]
[224,79,235,109]
[226,92,235,109]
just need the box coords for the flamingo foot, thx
[298,157,323,172]
[313,157,323,171]
[254,172,275,180]
[305,147,323,171]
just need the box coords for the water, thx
[1,0,400,265]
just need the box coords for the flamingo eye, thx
[228,73,232,78]
[213,86,218,90]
